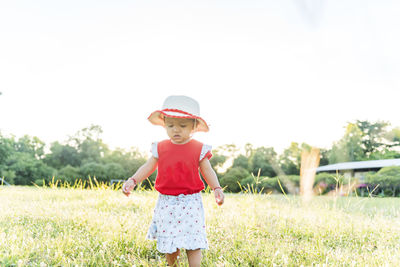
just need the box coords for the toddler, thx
[122,95,224,267]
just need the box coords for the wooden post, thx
[300,147,320,201]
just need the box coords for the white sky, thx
[1,0,399,154]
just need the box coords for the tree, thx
[328,120,400,163]
[209,152,227,172]
[0,133,14,164]
[69,124,104,143]
[101,147,146,178]
[5,152,55,185]
[209,145,234,173]
[79,162,107,182]
[0,134,17,184]
[1,134,54,185]
[329,123,364,163]
[15,135,46,159]
[361,124,400,160]
[385,127,400,149]
[356,120,390,157]
[68,125,109,164]
[232,155,249,170]
[44,142,81,169]
[244,143,254,158]
[218,144,240,159]
[319,148,330,166]
[248,146,278,177]
[279,142,311,175]
[368,149,400,160]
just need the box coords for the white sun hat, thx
[148,95,209,132]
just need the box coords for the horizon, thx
[1,118,399,158]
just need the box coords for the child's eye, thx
[180,125,187,128]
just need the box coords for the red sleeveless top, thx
[154,139,212,195]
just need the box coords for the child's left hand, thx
[214,188,224,205]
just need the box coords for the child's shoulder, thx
[190,139,203,146]
[156,139,171,146]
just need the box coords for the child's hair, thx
[163,117,198,130]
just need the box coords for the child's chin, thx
[172,137,188,143]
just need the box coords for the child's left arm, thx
[200,158,224,205]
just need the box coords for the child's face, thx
[164,117,195,144]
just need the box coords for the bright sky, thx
[1,1,399,154]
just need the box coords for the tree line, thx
[0,125,148,186]
[215,120,400,193]
[1,120,400,190]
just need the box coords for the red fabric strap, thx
[162,108,198,117]
[159,109,201,120]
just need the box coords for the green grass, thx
[1,186,400,266]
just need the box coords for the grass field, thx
[1,186,400,266]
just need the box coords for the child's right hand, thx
[122,178,137,197]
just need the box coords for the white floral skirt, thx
[146,193,208,254]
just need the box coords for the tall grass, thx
[2,180,400,266]
[237,169,268,195]
[33,176,125,191]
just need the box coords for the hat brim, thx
[148,110,209,132]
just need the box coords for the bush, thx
[6,153,56,185]
[240,175,257,187]
[220,167,250,193]
[79,162,107,182]
[34,179,46,186]
[276,175,300,194]
[0,169,16,185]
[365,166,400,197]
[57,165,81,183]
[104,163,126,180]
[285,175,300,186]
[314,172,345,192]
[260,177,279,193]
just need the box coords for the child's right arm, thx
[122,156,158,196]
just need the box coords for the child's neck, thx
[170,138,192,145]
